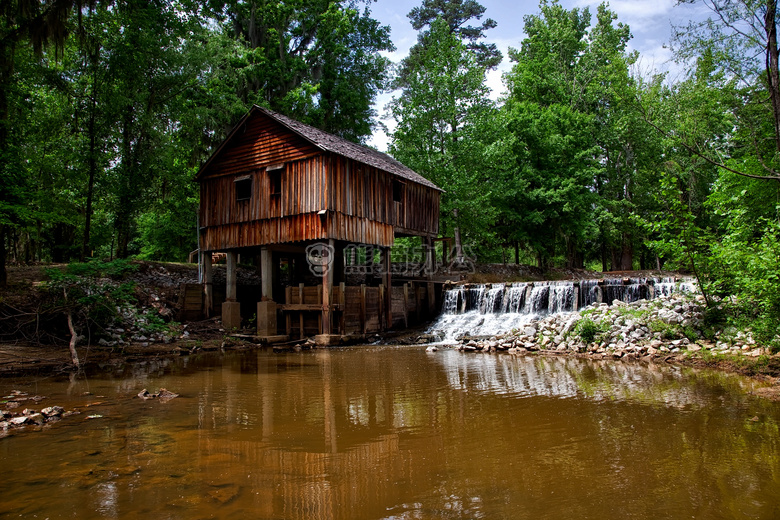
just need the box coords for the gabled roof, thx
[196,105,442,191]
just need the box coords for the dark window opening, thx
[268,164,284,197]
[235,176,252,202]
[393,180,405,203]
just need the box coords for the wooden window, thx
[268,164,284,197]
[235,175,252,202]
[393,179,405,203]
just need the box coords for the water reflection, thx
[435,351,760,408]
[0,347,778,520]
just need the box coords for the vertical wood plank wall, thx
[199,113,440,252]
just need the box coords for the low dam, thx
[430,277,696,341]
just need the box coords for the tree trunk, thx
[81,65,99,261]
[765,0,780,153]
[0,225,6,287]
[620,233,634,271]
[64,288,81,368]
[514,241,520,265]
[452,208,464,266]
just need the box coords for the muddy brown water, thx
[1,347,779,519]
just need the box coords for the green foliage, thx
[390,17,498,249]
[58,258,139,279]
[43,259,142,341]
[573,317,608,344]
[500,0,649,270]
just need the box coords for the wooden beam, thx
[382,247,392,328]
[260,247,273,301]
[339,282,346,334]
[226,251,237,302]
[361,284,367,334]
[321,239,334,335]
[281,303,343,311]
[298,283,305,338]
[202,252,213,318]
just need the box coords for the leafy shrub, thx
[649,320,682,340]
[63,258,139,279]
[574,318,607,344]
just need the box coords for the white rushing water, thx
[428,277,697,343]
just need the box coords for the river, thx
[1,347,779,519]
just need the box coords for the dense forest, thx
[2,0,780,345]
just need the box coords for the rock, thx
[524,327,537,337]
[9,416,28,426]
[687,344,702,353]
[137,388,179,401]
[41,406,64,417]
[425,346,438,352]
[26,413,45,425]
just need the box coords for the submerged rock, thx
[137,388,179,402]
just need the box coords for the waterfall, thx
[428,277,697,343]
[654,277,697,297]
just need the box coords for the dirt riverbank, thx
[1,262,779,399]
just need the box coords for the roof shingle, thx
[253,106,441,191]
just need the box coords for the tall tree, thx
[224,0,393,143]
[389,17,496,256]
[0,0,97,284]
[407,0,501,70]
[673,0,780,181]
[502,0,647,270]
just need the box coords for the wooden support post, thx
[378,284,385,330]
[202,252,213,318]
[360,284,367,334]
[285,286,292,337]
[317,284,322,333]
[425,236,435,279]
[403,283,409,328]
[415,284,423,321]
[339,282,346,334]
[222,251,241,329]
[572,285,579,312]
[260,247,273,301]
[298,283,305,338]
[427,282,436,317]
[321,239,335,335]
[226,251,237,301]
[382,247,392,329]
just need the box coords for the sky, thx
[366,0,711,151]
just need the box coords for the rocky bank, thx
[438,292,775,364]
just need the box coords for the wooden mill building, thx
[195,105,441,342]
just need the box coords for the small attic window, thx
[267,164,284,197]
[235,175,252,202]
[393,180,405,203]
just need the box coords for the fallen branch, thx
[64,288,80,368]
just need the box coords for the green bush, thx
[574,318,607,344]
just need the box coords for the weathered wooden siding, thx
[200,156,327,227]
[328,155,439,238]
[200,214,395,250]
[199,111,439,250]
[201,114,320,179]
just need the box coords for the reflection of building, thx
[195,106,442,340]
[175,351,448,519]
